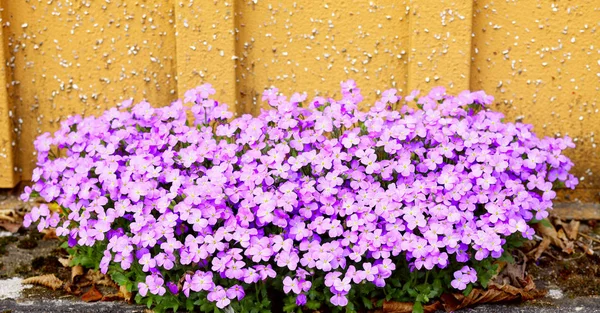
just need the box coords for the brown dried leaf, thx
[562,241,575,254]
[564,220,580,240]
[101,293,125,302]
[382,301,413,313]
[58,256,73,267]
[533,219,575,256]
[120,285,132,302]
[71,265,84,283]
[501,262,526,288]
[529,237,551,261]
[440,275,545,312]
[81,285,103,302]
[23,274,64,290]
[84,269,118,288]
[42,228,58,240]
[0,198,26,221]
[64,282,81,295]
[0,220,21,233]
[382,301,441,313]
[101,285,132,303]
[534,220,563,247]
[385,275,545,313]
[557,228,567,241]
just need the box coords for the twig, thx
[560,253,588,262]
[579,232,600,244]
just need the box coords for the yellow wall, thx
[0,0,598,199]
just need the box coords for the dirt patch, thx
[529,252,600,297]
[0,230,66,279]
[31,256,62,275]
[16,231,43,250]
[0,236,18,256]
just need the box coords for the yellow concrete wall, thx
[471,0,600,193]
[0,0,598,198]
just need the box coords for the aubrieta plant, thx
[22,81,577,313]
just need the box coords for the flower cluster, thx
[22,81,577,312]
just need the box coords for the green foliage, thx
[58,218,529,313]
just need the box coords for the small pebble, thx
[547,289,564,299]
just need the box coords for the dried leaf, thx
[23,274,64,290]
[0,198,26,221]
[58,256,73,267]
[120,285,132,302]
[81,285,103,302]
[84,270,118,288]
[501,262,526,288]
[529,237,551,260]
[101,293,125,302]
[71,265,84,283]
[440,275,545,312]
[64,282,81,295]
[101,285,132,303]
[533,219,574,256]
[382,301,441,313]
[564,220,580,240]
[0,220,21,233]
[42,228,58,240]
[557,228,567,241]
[534,220,563,247]
[382,301,413,313]
[385,275,545,313]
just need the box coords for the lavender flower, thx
[22,81,577,310]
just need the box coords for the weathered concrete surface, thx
[0,299,145,313]
[1,298,600,313]
[470,297,600,313]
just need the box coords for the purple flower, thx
[283,276,301,294]
[22,81,578,310]
[296,293,307,306]
[330,292,349,307]
[226,285,245,301]
[208,286,230,309]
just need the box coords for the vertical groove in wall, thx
[0,15,18,188]
[407,0,473,92]
[174,0,238,114]
[470,0,600,195]
[234,0,411,115]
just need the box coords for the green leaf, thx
[406,288,418,297]
[345,301,356,313]
[412,301,424,313]
[540,218,552,228]
[186,298,195,312]
[306,300,321,310]
[283,303,297,313]
[111,272,128,286]
[463,284,474,297]
[362,296,373,309]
